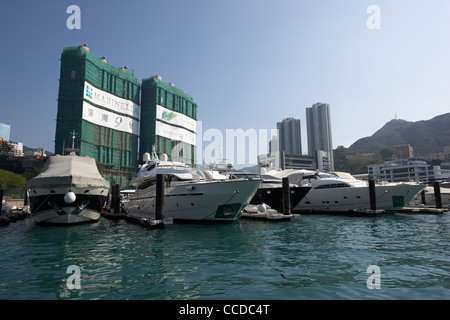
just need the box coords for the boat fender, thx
[64,191,76,204]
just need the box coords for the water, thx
[0,212,449,300]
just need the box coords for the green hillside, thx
[349,113,450,156]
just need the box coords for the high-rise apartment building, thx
[306,102,334,171]
[276,117,302,156]
[140,76,197,167]
[55,45,141,186]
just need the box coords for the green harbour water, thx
[0,212,449,300]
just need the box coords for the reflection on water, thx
[0,212,449,299]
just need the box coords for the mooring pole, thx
[369,179,377,210]
[155,174,165,220]
[282,177,291,215]
[433,181,442,209]
[420,189,426,205]
[0,184,4,214]
[112,184,121,214]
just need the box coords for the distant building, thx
[259,118,316,172]
[395,144,414,159]
[54,45,141,187]
[0,123,11,142]
[0,141,23,157]
[276,117,302,156]
[368,159,447,182]
[10,142,23,157]
[306,102,334,171]
[139,76,197,167]
[444,146,450,160]
[431,153,445,161]
[268,135,279,154]
[258,151,316,172]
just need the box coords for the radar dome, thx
[143,153,151,162]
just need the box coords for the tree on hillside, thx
[0,141,13,155]
[0,154,24,174]
[334,145,384,175]
[0,169,27,189]
[379,148,394,161]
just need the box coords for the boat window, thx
[303,174,337,180]
[319,174,337,179]
[195,170,205,179]
[314,183,351,189]
[146,163,156,171]
[138,180,154,190]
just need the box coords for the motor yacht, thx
[125,152,261,223]
[262,169,426,213]
[26,155,110,224]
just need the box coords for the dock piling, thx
[111,184,121,214]
[155,174,165,220]
[433,181,442,209]
[420,189,426,205]
[0,184,4,214]
[282,177,291,215]
[369,179,377,210]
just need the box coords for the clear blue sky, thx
[1,1,449,164]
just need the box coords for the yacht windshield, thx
[145,163,157,171]
[303,173,337,180]
[319,174,337,179]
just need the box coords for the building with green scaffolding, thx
[55,45,140,187]
[140,76,197,167]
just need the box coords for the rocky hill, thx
[349,113,450,156]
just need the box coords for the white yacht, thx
[224,172,311,213]
[262,169,426,213]
[125,152,261,223]
[410,183,450,208]
[26,155,110,224]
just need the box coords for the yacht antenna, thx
[151,144,158,161]
[64,130,80,155]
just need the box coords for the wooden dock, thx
[293,209,385,216]
[394,206,447,214]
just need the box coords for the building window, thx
[71,71,76,79]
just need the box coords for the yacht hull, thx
[29,192,107,225]
[126,179,261,223]
[33,207,101,224]
[250,186,311,212]
[26,155,110,225]
[410,186,450,208]
[294,183,426,213]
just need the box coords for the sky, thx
[0,0,449,166]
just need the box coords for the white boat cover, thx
[26,155,110,189]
